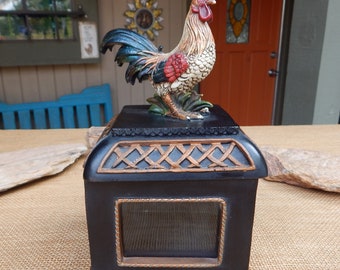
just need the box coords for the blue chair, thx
[0,84,114,129]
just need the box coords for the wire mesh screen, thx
[117,199,226,258]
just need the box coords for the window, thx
[0,0,99,66]
[0,0,84,40]
[226,0,251,44]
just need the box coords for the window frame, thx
[0,0,99,67]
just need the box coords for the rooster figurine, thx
[101,0,216,120]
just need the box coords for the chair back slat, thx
[76,105,90,128]
[2,111,16,129]
[89,104,101,126]
[62,106,76,129]
[33,109,47,129]
[18,110,32,129]
[48,108,62,128]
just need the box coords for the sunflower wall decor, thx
[124,0,164,41]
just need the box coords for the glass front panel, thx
[117,198,227,260]
[226,0,251,44]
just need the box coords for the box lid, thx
[84,105,267,182]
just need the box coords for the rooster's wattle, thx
[101,0,216,120]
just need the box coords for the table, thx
[0,126,339,269]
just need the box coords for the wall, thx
[282,0,328,124]
[313,0,340,124]
[0,0,187,115]
[2,1,338,124]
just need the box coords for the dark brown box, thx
[83,105,267,270]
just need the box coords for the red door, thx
[201,0,283,125]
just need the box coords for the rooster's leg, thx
[162,93,204,120]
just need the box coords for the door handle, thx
[268,69,279,77]
[270,52,278,59]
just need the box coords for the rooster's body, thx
[101,0,216,120]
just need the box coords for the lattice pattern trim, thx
[98,138,255,173]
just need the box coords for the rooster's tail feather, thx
[125,59,153,85]
[101,28,160,84]
[100,28,158,53]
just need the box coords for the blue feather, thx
[101,28,162,85]
[101,28,158,54]
[115,46,150,65]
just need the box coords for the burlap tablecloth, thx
[0,126,339,269]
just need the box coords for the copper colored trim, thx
[98,138,255,174]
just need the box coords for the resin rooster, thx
[101,0,216,120]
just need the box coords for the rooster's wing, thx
[152,53,189,84]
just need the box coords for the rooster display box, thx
[83,105,267,270]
